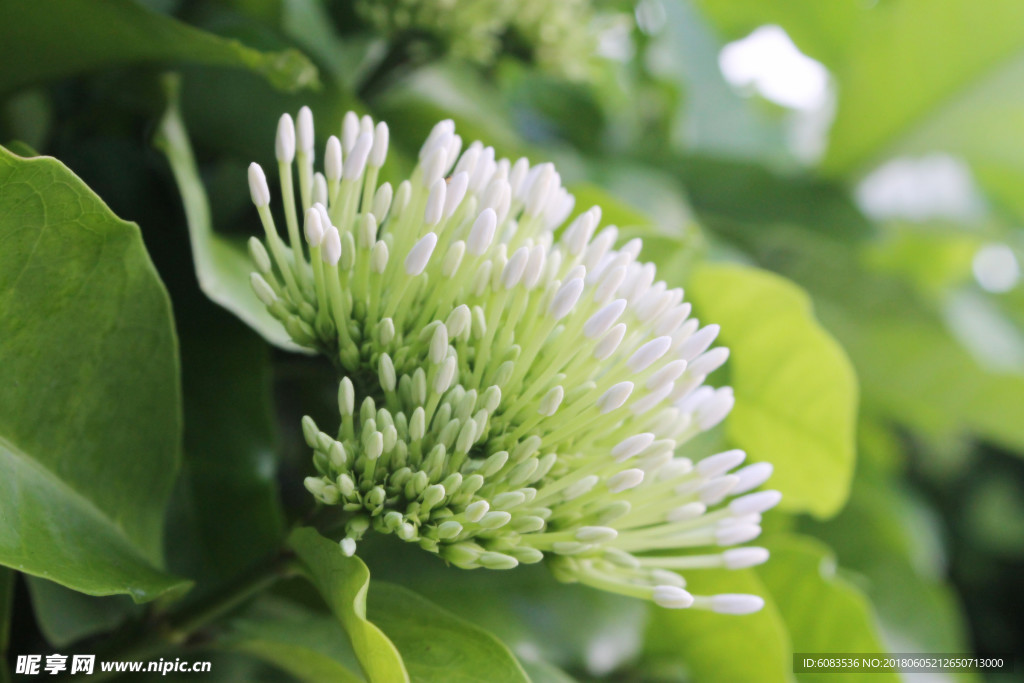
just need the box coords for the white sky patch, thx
[973,244,1020,293]
[718,25,829,111]
[855,154,986,222]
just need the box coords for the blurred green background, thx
[1,0,1022,680]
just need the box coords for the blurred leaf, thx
[823,0,1024,176]
[0,0,318,95]
[823,301,1024,452]
[864,224,980,296]
[758,536,897,683]
[371,62,529,162]
[724,223,1024,456]
[280,0,379,91]
[368,583,530,683]
[26,579,139,647]
[0,146,188,601]
[155,74,305,353]
[362,539,647,676]
[225,598,364,683]
[803,475,976,664]
[164,292,285,586]
[669,155,873,241]
[694,0,858,68]
[688,264,858,518]
[288,528,409,682]
[566,182,657,235]
[700,0,1024,178]
[517,659,578,683]
[642,568,791,682]
[656,0,789,163]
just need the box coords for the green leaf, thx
[656,0,788,163]
[517,659,577,683]
[667,155,873,242]
[820,300,1024,452]
[642,568,791,682]
[287,528,409,683]
[26,579,138,647]
[803,473,976,664]
[155,74,305,353]
[0,146,188,601]
[820,0,1024,176]
[565,183,658,236]
[757,536,897,683]
[225,598,364,683]
[688,263,858,518]
[698,0,1024,178]
[363,541,648,676]
[164,292,285,585]
[368,582,530,683]
[0,0,318,95]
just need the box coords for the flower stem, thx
[76,550,298,682]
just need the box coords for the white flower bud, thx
[297,106,314,155]
[722,547,770,569]
[304,207,324,247]
[424,178,446,225]
[444,171,469,218]
[275,113,296,163]
[549,277,584,320]
[325,135,342,181]
[627,336,672,372]
[343,132,373,180]
[467,209,497,255]
[370,121,389,167]
[247,162,270,207]
[371,240,389,273]
[710,594,764,615]
[597,382,634,414]
[405,233,438,275]
[372,182,393,223]
[341,111,359,153]
[607,468,644,492]
[321,226,341,265]
[652,586,694,609]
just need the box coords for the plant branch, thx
[72,550,298,682]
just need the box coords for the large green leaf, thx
[820,0,1024,176]
[722,223,1024,452]
[693,0,858,69]
[155,75,304,353]
[758,536,897,683]
[362,539,648,677]
[688,263,858,518]
[0,146,188,601]
[288,528,409,683]
[655,0,788,163]
[164,291,285,586]
[821,302,1024,452]
[26,579,138,647]
[225,598,364,683]
[0,0,318,95]
[643,569,792,682]
[368,583,529,683]
[697,0,1024,180]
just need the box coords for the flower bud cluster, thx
[247,107,779,613]
[355,0,598,80]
